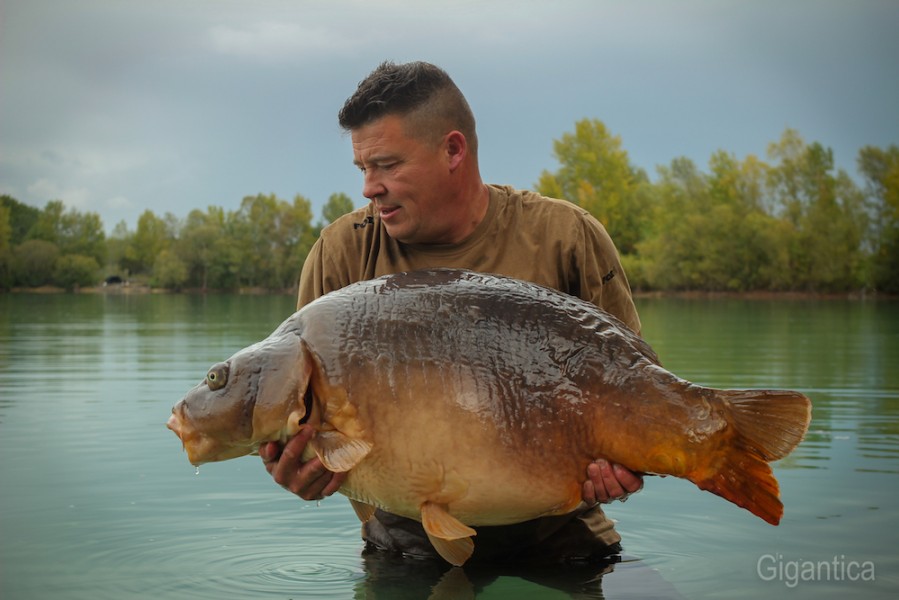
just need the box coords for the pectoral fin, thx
[420,501,476,566]
[310,430,372,472]
[349,499,376,523]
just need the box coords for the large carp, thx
[167,269,811,566]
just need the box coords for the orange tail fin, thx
[690,389,811,525]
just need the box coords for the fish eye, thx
[206,363,229,391]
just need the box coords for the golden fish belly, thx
[335,387,590,525]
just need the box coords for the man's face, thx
[351,114,456,245]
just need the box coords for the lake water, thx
[1,292,897,599]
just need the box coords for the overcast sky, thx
[2,0,898,231]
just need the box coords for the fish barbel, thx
[167,269,811,565]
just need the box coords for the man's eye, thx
[357,161,397,175]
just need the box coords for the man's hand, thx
[259,426,347,501]
[582,459,643,505]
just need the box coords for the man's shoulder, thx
[489,184,591,223]
[319,204,378,242]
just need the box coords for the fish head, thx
[167,331,312,465]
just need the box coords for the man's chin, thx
[382,221,413,242]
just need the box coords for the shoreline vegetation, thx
[8,282,895,302]
[2,122,898,296]
[5,284,292,296]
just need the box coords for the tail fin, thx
[690,389,811,525]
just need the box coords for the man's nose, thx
[362,169,387,201]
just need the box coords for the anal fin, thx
[349,499,376,523]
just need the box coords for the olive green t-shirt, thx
[298,184,641,335]
[295,183,638,561]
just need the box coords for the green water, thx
[0,293,896,599]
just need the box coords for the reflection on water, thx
[0,294,897,599]
[354,550,683,599]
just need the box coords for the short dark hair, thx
[338,61,478,154]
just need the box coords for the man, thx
[260,61,643,563]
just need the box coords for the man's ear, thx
[444,130,467,171]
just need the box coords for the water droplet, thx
[316,500,322,508]
[195,466,200,476]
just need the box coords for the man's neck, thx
[445,181,490,245]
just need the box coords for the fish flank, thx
[170,269,815,563]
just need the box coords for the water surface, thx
[0,293,896,598]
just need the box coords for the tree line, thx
[538,122,898,294]
[1,121,897,294]
[0,192,355,292]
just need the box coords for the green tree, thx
[535,118,648,254]
[767,129,867,291]
[705,151,792,290]
[28,200,67,245]
[123,210,176,276]
[13,239,60,287]
[857,145,899,292]
[322,192,356,225]
[0,203,12,288]
[230,193,315,289]
[637,153,792,292]
[231,193,280,288]
[178,207,236,290]
[105,221,131,279]
[60,209,106,265]
[53,254,100,290]
[1,195,41,245]
[152,248,188,290]
[638,157,712,290]
[286,194,318,287]
[27,200,106,265]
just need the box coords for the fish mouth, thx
[167,410,205,464]
[166,413,183,439]
[167,412,192,458]
[166,406,252,466]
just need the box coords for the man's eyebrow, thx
[354,153,400,168]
